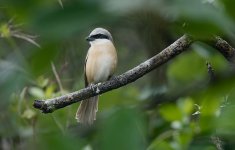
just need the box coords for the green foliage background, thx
[0,0,235,149]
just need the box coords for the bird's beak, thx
[86,36,94,42]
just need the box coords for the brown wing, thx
[84,54,88,87]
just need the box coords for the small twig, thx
[206,62,224,150]
[51,62,66,132]
[51,62,64,94]
[12,33,40,48]
[206,61,216,82]
[18,87,27,115]
[0,18,41,48]
[211,36,235,63]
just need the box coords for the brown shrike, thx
[76,28,117,125]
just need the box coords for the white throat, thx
[90,39,111,45]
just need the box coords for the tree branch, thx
[33,34,193,113]
[33,35,235,113]
[211,36,235,63]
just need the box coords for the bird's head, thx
[86,28,113,43]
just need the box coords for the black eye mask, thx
[90,34,109,40]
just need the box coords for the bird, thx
[76,28,117,125]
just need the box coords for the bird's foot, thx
[90,83,101,94]
[90,83,96,93]
[96,83,101,94]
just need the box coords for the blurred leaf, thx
[0,23,11,38]
[2,0,55,20]
[167,48,229,87]
[155,0,235,38]
[193,42,230,70]
[174,129,193,150]
[222,0,235,20]
[36,133,84,150]
[148,140,173,150]
[45,84,56,98]
[100,86,139,109]
[198,97,221,132]
[201,97,220,116]
[102,0,143,14]
[103,0,235,42]
[98,108,146,150]
[167,50,206,86]
[57,0,63,8]
[21,108,36,120]
[0,60,28,109]
[178,97,194,115]
[37,76,49,87]
[29,44,58,76]
[171,121,182,130]
[159,104,182,121]
[199,116,216,133]
[30,1,112,39]
[217,106,235,135]
[28,87,44,98]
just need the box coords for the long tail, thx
[75,96,99,125]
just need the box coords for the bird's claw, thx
[90,83,95,92]
[90,83,101,94]
[96,83,101,94]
